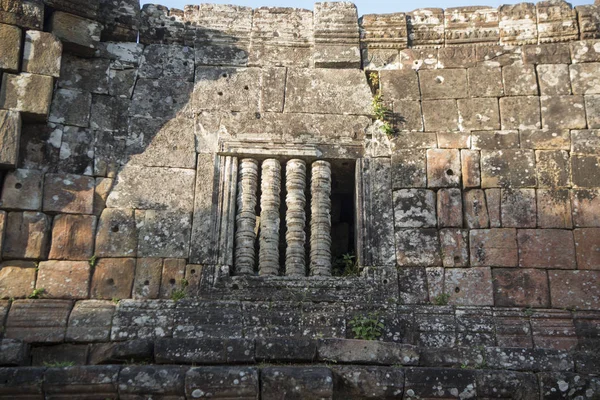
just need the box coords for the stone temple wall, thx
[1,0,600,398]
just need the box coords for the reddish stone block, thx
[444,267,494,306]
[0,261,37,299]
[36,261,91,299]
[5,299,73,343]
[0,169,43,210]
[463,189,489,229]
[518,229,576,269]
[42,173,94,214]
[90,258,135,300]
[0,210,5,260]
[184,264,203,296]
[426,149,460,188]
[95,208,137,257]
[461,149,480,188]
[536,150,571,188]
[494,309,533,348]
[159,259,186,299]
[574,229,600,270]
[501,189,536,228]
[572,189,600,227]
[493,268,550,307]
[549,270,600,310]
[440,229,469,267]
[132,258,162,300]
[485,189,501,228]
[437,188,462,228]
[49,214,97,260]
[426,267,444,301]
[537,189,573,229]
[438,132,470,149]
[395,229,441,267]
[2,211,51,260]
[470,228,518,267]
[531,310,578,351]
[94,177,113,216]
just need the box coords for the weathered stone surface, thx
[130,78,193,119]
[139,4,185,45]
[398,267,429,304]
[391,149,426,189]
[139,44,194,81]
[437,46,477,68]
[440,229,469,268]
[0,339,29,366]
[66,300,115,342]
[444,267,494,306]
[56,126,94,175]
[457,98,500,131]
[50,11,101,56]
[541,95,587,130]
[89,339,153,364]
[155,338,254,364]
[520,128,570,150]
[380,70,420,102]
[493,268,550,308]
[501,188,536,228]
[185,366,259,399]
[574,229,600,270]
[393,189,436,228]
[31,343,89,365]
[518,229,575,269]
[481,150,537,188]
[391,132,437,150]
[95,208,137,258]
[0,110,20,168]
[107,165,195,212]
[59,55,110,95]
[537,64,571,95]
[437,189,462,228]
[0,211,4,261]
[5,299,72,343]
[422,100,459,132]
[470,228,518,267]
[159,259,186,299]
[531,310,578,351]
[536,150,571,188]
[94,177,112,215]
[132,258,162,300]
[571,155,600,187]
[572,189,600,227]
[461,150,480,188]
[137,210,192,258]
[570,63,600,94]
[498,3,537,45]
[438,132,470,149]
[285,68,372,115]
[90,258,135,300]
[317,339,418,365]
[0,367,44,398]
[538,372,600,400]
[0,261,37,299]
[0,23,21,72]
[0,168,43,211]
[18,123,60,173]
[549,270,600,309]
[262,367,333,400]
[523,43,571,65]
[93,130,126,178]
[395,229,441,267]
[467,64,503,97]
[500,96,541,130]
[43,173,95,214]
[313,2,361,68]
[256,338,316,362]
[572,130,600,154]
[44,365,120,397]
[22,30,62,77]
[537,189,572,229]
[404,368,476,399]
[359,13,407,69]
[471,130,519,150]
[0,73,54,120]
[476,370,539,398]
[427,149,460,188]
[332,366,405,400]
[407,8,445,48]
[419,69,468,100]
[502,62,538,96]
[118,365,187,398]
[36,261,90,299]
[175,300,243,339]
[485,347,573,372]
[463,189,489,229]
[2,212,50,260]
[48,89,90,128]
[48,214,96,260]
[537,1,578,43]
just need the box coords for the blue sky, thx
[142,0,591,15]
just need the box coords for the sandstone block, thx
[463,189,489,229]
[36,260,91,299]
[391,149,426,188]
[192,67,261,113]
[404,368,476,400]
[457,98,500,131]
[427,149,460,188]
[93,130,126,178]
[584,97,600,128]
[331,366,405,399]
[185,367,259,399]
[5,299,72,343]
[419,69,468,100]
[395,100,424,132]
[422,100,459,131]
[0,110,21,168]
[0,211,4,259]
[18,123,62,173]
[66,300,115,342]
[518,229,576,269]
[0,261,37,299]
[380,70,420,102]
[58,54,110,94]
[467,64,503,97]
[137,210,192,258]
[50,11,101,56]
[0,169,43,210]
[0,73,54,120]
[536,150,571,188]
[471,130,519,150]
[90,258,135,300]
[44,365,119,397]
[537,189,573,229]
[132,258,162,299]
[3,212,50,260]
[470,228,518,267]
[398,267,429,305]
[49,214,96,260]
[95,208,137,257]
[48,89,92,128]
[261,367,333,400]
[22,30,62,77]
[42,173,95,214]
[0,338,29,366]
[520,129,570,150]
[570,63,600,95]
[493,268,550,308]
[523,44,571,64]
[541,95,587,130]
[118,366,186,398]
[0,23,21,72]
[438,132,470,149]
[538,373,600,399]
[481,150,537,188]
[572,189,600,227]
[317,339,418,365]
[138,44,194,81]
[572,155,600,187]
[537,64,571,95]
[437,188,462,228]
[393,189,436,228]
[94,177,113,215]
[484,347,573,372]
[549,270,600,309]
[159,258,186,299]
[570,39,600,63]
[501,188,536,228]
[155,337,254,363]
[485,188,501,227]
[437,46,477,68]
[395,228,441,267]
[574,229,600,270]
[502,62,538,96]
[89,339,153,364]
[440,229,469,267]
[313,2,361,68]
[56,126,94,175]
[572,130,600,156]
[444,267,494,306]
[461,150,480,188]
[500,96,541,130]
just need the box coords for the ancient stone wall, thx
[0,0,600,397]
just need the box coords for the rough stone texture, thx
[22,30,63,77]
[50,11,101,56]
[538,189,573,229]
[574,229,600,270]
[499,96,541,130]
[422,100,459,132]
[48,89,92,128]
[0,110,21,168]
[0,73,54,120]
[313,2,361,68]
[185,367,259,399]
[427,149,460,188]
[139,44,195,81]
[486,189,502,228]
[118,365,186,398]
[59,55,110,95]
[396,229,441,267]
[520,129,570,150]
[43,173,95,215]
[481,150,537,188]
[572,189,600,227]
[502,62,538,96]
[518,229,576,269]
[404,367,476,400]
[440,229,469,268]
[461,150,480,188]
[444,267,494,306]
[95,208,137,258]
[463,189,489,229]
[35,260,90,300]
[392,150,426,189]
[470,229,518,267]
[501,189,536,228]
[317,339,418,365]
[0,169,43,211]
[437,189,462,228]
[132,258,162,299]
[536,150,571,188]
[393,189,436,228]
[5,300,72,343]
[49,214,96,260]
[0,261,37,299]
[90,258,135,300]
[332,366,405,399]
[541,95,587,130]
[0,339,29,366]
[2,212,50,260]
[0,23,21,72]
[570,63,600,95]
[457,98,500,131]
[493,268,550,308]
[261,367,333,400]
[549,270,600,310]
[66,300,115,342]
[137,210,192,258]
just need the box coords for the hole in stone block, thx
[169,279,176,285]
[453,256,460,263]
[183,62,188,66]
[14,183,22,189]
[446,169,454,176]
[222,73,227,78]
[244,85,249,90]
[217,92,223,96]
[144,280,150,286]
[190,269,196,274]
[383,279,389,284]
[455,287,460,293]
[107,278,114,285]
[232,284,239,290]
[111,225,119,233]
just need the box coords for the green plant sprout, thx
[348,313,385,340]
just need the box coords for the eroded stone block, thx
[0,110,21,168]
[59,54,110,94]
[0,23,21,72]
[90,258,135,300]
[500,96,541,130]
[461,150,480,188]
[536,150,571,188]
[549,270,600,309]
[502,62,538,96]
[407,8,445,48]
[419,69,468,100]
[0,73,54,120]
[393,189,436,228]
[22,30,62,77]
[139,44,195,81]
[520,128,570,150]
[501,188,536,228]
[518,229,576,269]
[457,98,500,131]
[572,189,600,227]
[572,155,600,187]
[132,258,162,299]
[437,188,462,228]
[426,149,460,188]
[36,260,91,299]
[463,189,489,229]
[467,64,503,97]
[0,261,37,299]
[43,173,95,214]
[499,3,537,45]
[130,78,193,119]
[118,365,186,398]
[185,367,259,399]
[494,268,550,308]
[56,126,94,175]
[95,208,137,258]
[395,228,441,267]
[261,367,333,400]
[0,169,43,211]
[440,229,469,268]
[137,210,192,258]
[570,63,600,95]
[444,267,494,306]
[536,0,578,43]
[313,2,361,69]
[49,214,96,260]
[5,299,72,343]
[470,228,517,267]
[50,11,101,56]
[537,189,573,229]
[3,212,50,260]
[66,300,115,342]
[159,258,186,299]
[391,149,426,188]
[574,228,600,270]
[480,150,537,188]
[422,100,459,132]
[541,95,587,130]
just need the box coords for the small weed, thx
[432,293,450,306]
[523,307,535,317]
[460,363,470,369]
[371,91,397,138]
[89,255,98,268]
[348,312,384,341]
[332,253,361,277]
[367,71,380,93]
[112,297,120,304]
[43,361,75,367]
[28,288,45,299]
[171,279,189,302]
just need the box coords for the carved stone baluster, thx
[310,160,332,276]
[285,159,307,276]
[234,158,258,275]
[259,159,281,276]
